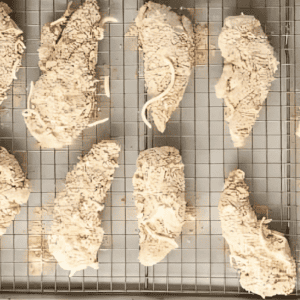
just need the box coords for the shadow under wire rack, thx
[0,0,299,298]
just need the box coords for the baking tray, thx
[0,0,299,297]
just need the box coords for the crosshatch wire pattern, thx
[0,0,299,295]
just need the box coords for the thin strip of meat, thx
[0,2,26,105]
[219,169,296,298]
[22,0,116,149]
[0,147,31,236]
[127,2,194,133]
[48,141,120,277]
[133,147,186,266]
[215,14,279,147]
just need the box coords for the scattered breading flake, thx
[28,207,55,276]
[194,23,216,65]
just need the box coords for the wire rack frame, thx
[0,0,298,297]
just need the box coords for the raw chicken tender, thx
[0,2,25,104]
[0,147,30,236]
[133,147,186,266]
[219,169,296,298]
[127,2,194,133]
[215,14,279,147]
[23,0,116,149]
[48,141,120,277]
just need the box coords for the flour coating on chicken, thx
[23,0,116,149]
[127,2,194,133]
[219,169,296,298]
[0,2,25,105]
[215,14,278,147]
[133,147,186,266]
[48,141,120,277]
[0,147,30,236]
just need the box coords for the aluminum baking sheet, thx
[0,0,299,296]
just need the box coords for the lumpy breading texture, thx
[0,147,31,236]
[0,2,25,105]
[215,14,279,147]
[22,0,111,149]
[219,169,296,298]
[48,141,120,277]
[128,2,194,133]
[133,147,186,266]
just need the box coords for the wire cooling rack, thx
[0,0,299,298]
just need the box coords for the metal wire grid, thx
[0,0,298,296]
